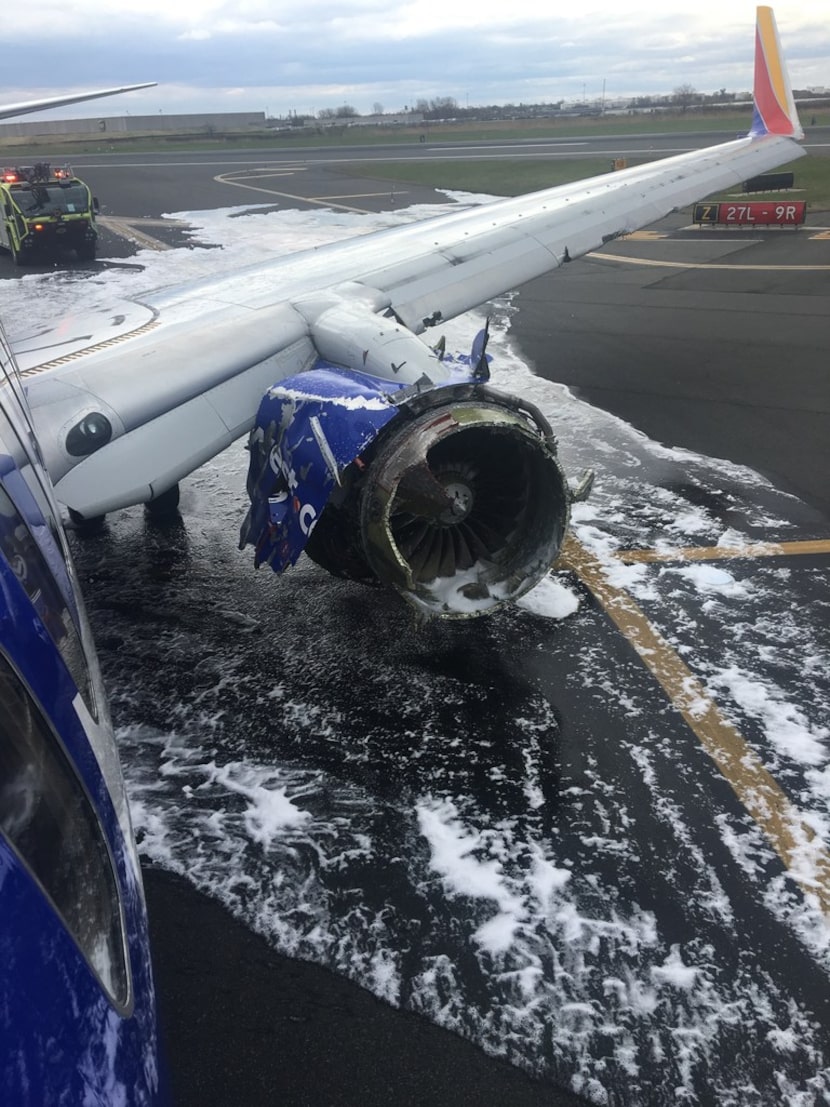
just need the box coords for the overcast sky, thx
[2,2,829,119]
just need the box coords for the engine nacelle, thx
[355,387,570,616]
[240,360,572,618]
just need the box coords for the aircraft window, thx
[0,375,61,536]
[0,482,95,711]
[2,362,101,723]
[0,651,129,1010]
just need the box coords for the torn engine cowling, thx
[240,358,573,618]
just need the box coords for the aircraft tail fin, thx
[750,6,803,139]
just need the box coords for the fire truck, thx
[0,162,99,265]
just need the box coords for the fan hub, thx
[439,479,474,524]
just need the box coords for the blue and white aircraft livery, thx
[1,84,163,1104]
[0,9,805,1102]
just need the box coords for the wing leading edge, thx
[0,82,157,122]
[22,7,804,522]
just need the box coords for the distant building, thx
[0,112,266,140]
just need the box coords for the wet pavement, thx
[4,144,829,1104]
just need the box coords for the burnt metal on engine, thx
[238,361,399,571]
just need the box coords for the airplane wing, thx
[17,7,806,617]
[0,83,156,122]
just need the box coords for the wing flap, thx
[14,300,158,373]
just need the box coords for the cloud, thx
[1,2,828,117]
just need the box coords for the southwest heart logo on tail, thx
[751,5,804,138]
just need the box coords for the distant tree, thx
[673,83,697,113]
[372,101,384,116]
[335,104,358,118]
[429,96,459,117]
[409,96,462,120]
[317,108,337,119]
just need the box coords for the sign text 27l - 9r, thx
[693,200,806,226]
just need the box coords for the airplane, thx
[0,7,804,1102]
[11,8,806,618]
[1,86,164,1104]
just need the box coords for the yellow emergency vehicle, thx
[0,162,99,265]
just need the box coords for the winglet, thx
[750,6,803,139]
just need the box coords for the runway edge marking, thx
[559,533,830,919]
[213,173,371,214]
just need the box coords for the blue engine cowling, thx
[239,362,400,572]
[240,355,572,618]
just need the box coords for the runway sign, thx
[693,201,806,226]
[744,172,795,192]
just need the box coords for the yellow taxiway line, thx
[619,227,830,242]
[617,539,830,563]
[559,533,830,918]
[594,252,830,271]
[622,230,671,240]
[96,216,173,252]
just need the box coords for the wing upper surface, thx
[23,132,803,368]
[352,135,804,330]
[17,5,805,516]
[22,131,804,515]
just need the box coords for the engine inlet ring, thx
[360,397,570,618]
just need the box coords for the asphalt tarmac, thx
[145,867,590,1106]
[3,136,829,1105]
[510,217,830,520]
[78,147,607,1107]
